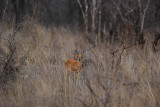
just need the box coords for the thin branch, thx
[2,0,9,21]
[140,0,150,34]
[111,0,127,26]
[115,42,137,69]
[77,0,86,23]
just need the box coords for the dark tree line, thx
[0,0,160,46]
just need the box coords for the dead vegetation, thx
[0,19,159,107]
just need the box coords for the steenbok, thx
[64,50,84,96]
[64,50,83,81]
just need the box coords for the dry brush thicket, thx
[0,20,160,107]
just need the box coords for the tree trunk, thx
[84,0,89,35]
[92,0,97,45]
[12,0,18,27]
[98,0,102,44]
[136,0,145,45]
[18,0,25,16]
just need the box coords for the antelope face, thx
[77,54,83,61]
[74,50,83,61]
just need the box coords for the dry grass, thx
[0,19,159,107]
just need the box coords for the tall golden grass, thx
[0,19,159,107]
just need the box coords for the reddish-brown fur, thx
[64,53,83,96]
[64,53,83,79]
[65,59,82,72]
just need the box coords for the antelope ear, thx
[74,49,78,55]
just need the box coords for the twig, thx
[111,0,127,26]
[2,0,9,21]
[10,26,21,50]
[115,42,137,70]
[77,0,86,24]
[140,0,150,34]
[110,43,123,70]
[4,26,21,71]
